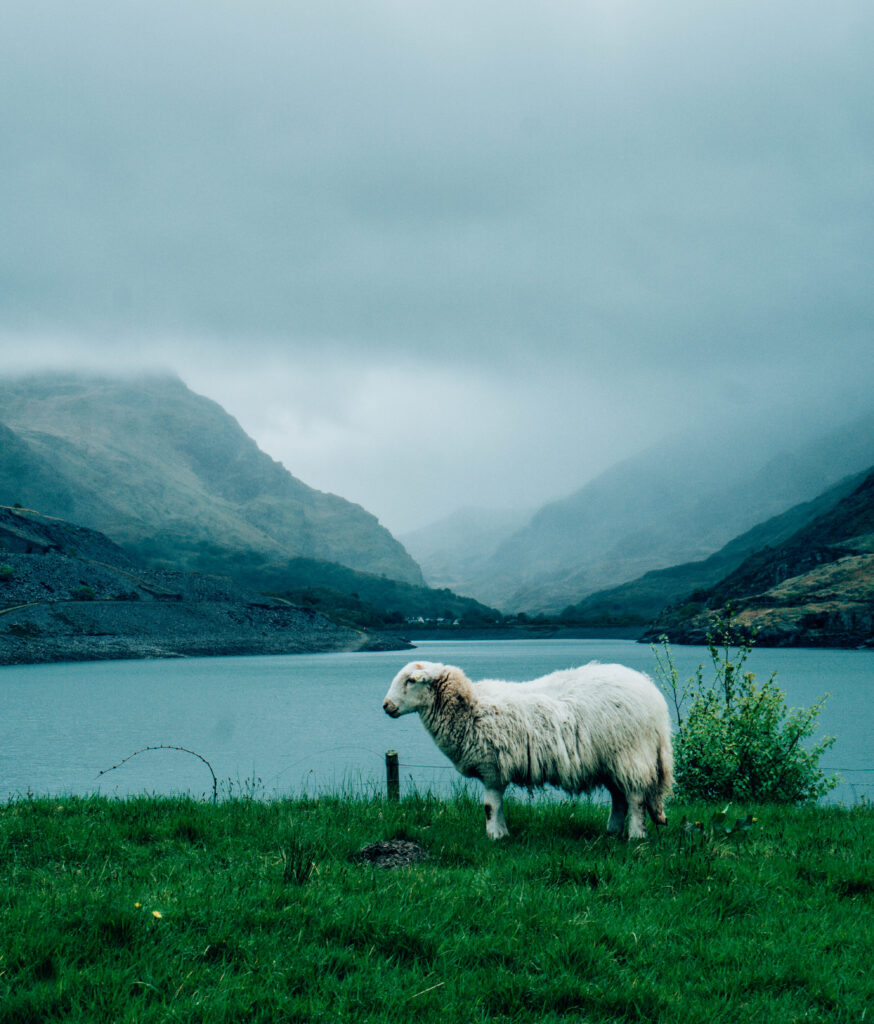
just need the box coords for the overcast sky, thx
[2,1,873,534]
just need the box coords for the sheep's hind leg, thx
[645,791,668,826]
[626,793,647,839]
[483,786,509,840]
[605,781,628,835]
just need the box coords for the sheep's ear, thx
[408,662,440,685]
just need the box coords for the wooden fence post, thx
[385,749,400,802]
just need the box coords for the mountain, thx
[452,412,874,613]
[400,506,533,592]
[642,468,874,648]
[0,373,423,586]
[561,470,869,626]
[0,506,407,663]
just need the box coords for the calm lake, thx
[1,639,871,805]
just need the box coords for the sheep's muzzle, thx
[383,699,401,718]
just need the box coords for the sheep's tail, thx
[646,733,674,826]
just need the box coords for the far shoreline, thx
[388,625,644,643]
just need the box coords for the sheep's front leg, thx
[483,786,509,839]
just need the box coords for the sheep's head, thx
[382,661,446,717]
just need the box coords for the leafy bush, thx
[0,564,13,582]
[653,616,838,803]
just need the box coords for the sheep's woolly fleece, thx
[383,660,673,840]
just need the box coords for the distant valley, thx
[410,412,874,619]
[2,371,872,655]
[401,506,533,594]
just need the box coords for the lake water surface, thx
[1,639,871,804]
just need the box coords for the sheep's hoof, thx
[486,824,510,840]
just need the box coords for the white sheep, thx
[382,660,673,839]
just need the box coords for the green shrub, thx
[653,616,838,803]
[0,564,13,582]
[72,585,96,601]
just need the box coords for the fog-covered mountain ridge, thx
[0,373,423,585]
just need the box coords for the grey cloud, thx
[2,2,873,530]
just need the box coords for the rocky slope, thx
[0,507,407,664]
[641,469,874,648]
[0,373,423,586]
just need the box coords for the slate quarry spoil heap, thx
[0,506,406,664]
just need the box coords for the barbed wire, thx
[97,744,218,802]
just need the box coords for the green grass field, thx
[1,793,871,1023]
